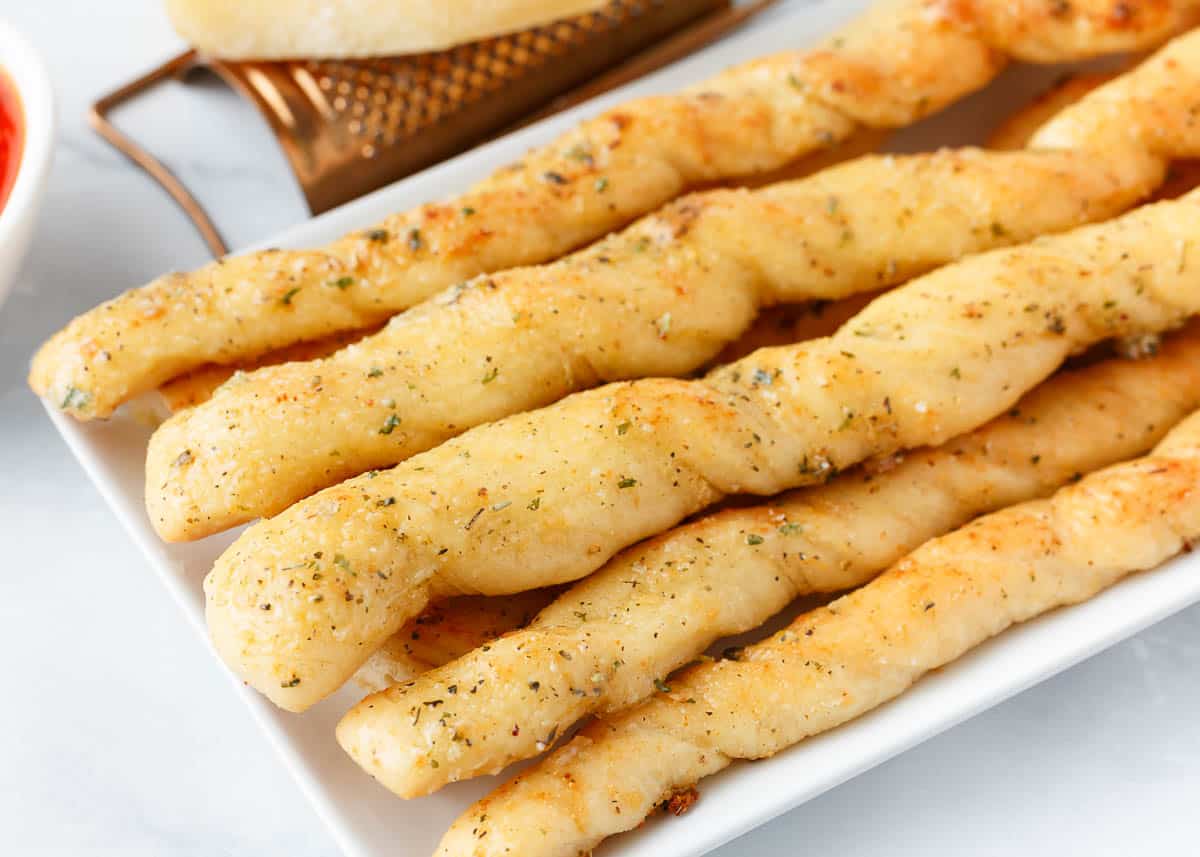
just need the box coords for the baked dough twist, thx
[206,189,1200,711]
[146,150,1155,540]
[31,0,1200,420]
[335,324,1200,796]
[436,407,1200,857]
[145,26,1200,541]
[351,589,558,692]
[349,57,1200,721]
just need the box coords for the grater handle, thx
[88,50,230,257]
[88,1,779,260]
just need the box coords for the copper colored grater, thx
[90,0,778,257]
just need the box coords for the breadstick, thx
[146,27,1200,541]
[436,409,1200,857]
[352,589,558,692]
[149,147,1158,540]
[157,299,870,416]
[205,189,1200,711]
[987,71,1117,150]
[349,60,1200,700]
[157,326,379,412]
[153,131,888,416]
[343,59,1157,693]
[347,300,858,690]
[336,324,1200,796]
[32,0,1200,420]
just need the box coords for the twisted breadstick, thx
[352,589,558,692]
[147,150,1156,540]
[206,188,1200,711]
[437,409,1200,857]
[347,55,1200,698]
[156,326,378,413]
[335,324,1200,796]
[155,300,867,416]
[351,54,1200,717]
[145,26,1200,541]
[151,128,887,416]
[351,296,862,691]
[987,71,1117,150]
[31,0,1199,420]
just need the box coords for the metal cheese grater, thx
[90,0,777,256]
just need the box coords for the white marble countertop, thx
[2,2,1199,855]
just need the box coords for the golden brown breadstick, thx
[352,589,558,692]
[206,189,1200,711]
[154,129,889,417]
[711,294,879,364]
[438,409,1200,857]
[347,300,854,691]
[348,59,1200,703]
[157,299,868,416]
[147,26,1200,541]
[987,72,1117,150]
[148,146,1158,540]
[336,324,1200,796]
[32,0,1200,420]
[157,326,380,412]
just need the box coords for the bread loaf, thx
[166,0,609,59]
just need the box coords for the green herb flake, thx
[746,534,764,546]
[280,287,301,305]
[653,678,672,693]
[618,477,638,489]
[334,554,351,571]
[60,386,93,411]
[406,228,422,251]
[594,176,609,192]
[616,421,631,436]
[481,366,499,384]
[527,496,541,511]
[565,143,593,163]
[366,228,389,242]
[778,522,802,535]
[329,276,355,289]
[379,413,401,435]
[461,206,475,217]
[367,367,384,378]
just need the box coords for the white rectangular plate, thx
[43,2,1200,856]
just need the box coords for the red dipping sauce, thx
[0,65,23,213]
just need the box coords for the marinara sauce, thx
[0,67,23,213]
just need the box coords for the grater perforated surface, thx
[206,0,726,212]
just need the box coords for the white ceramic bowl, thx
[0,17,53,309]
